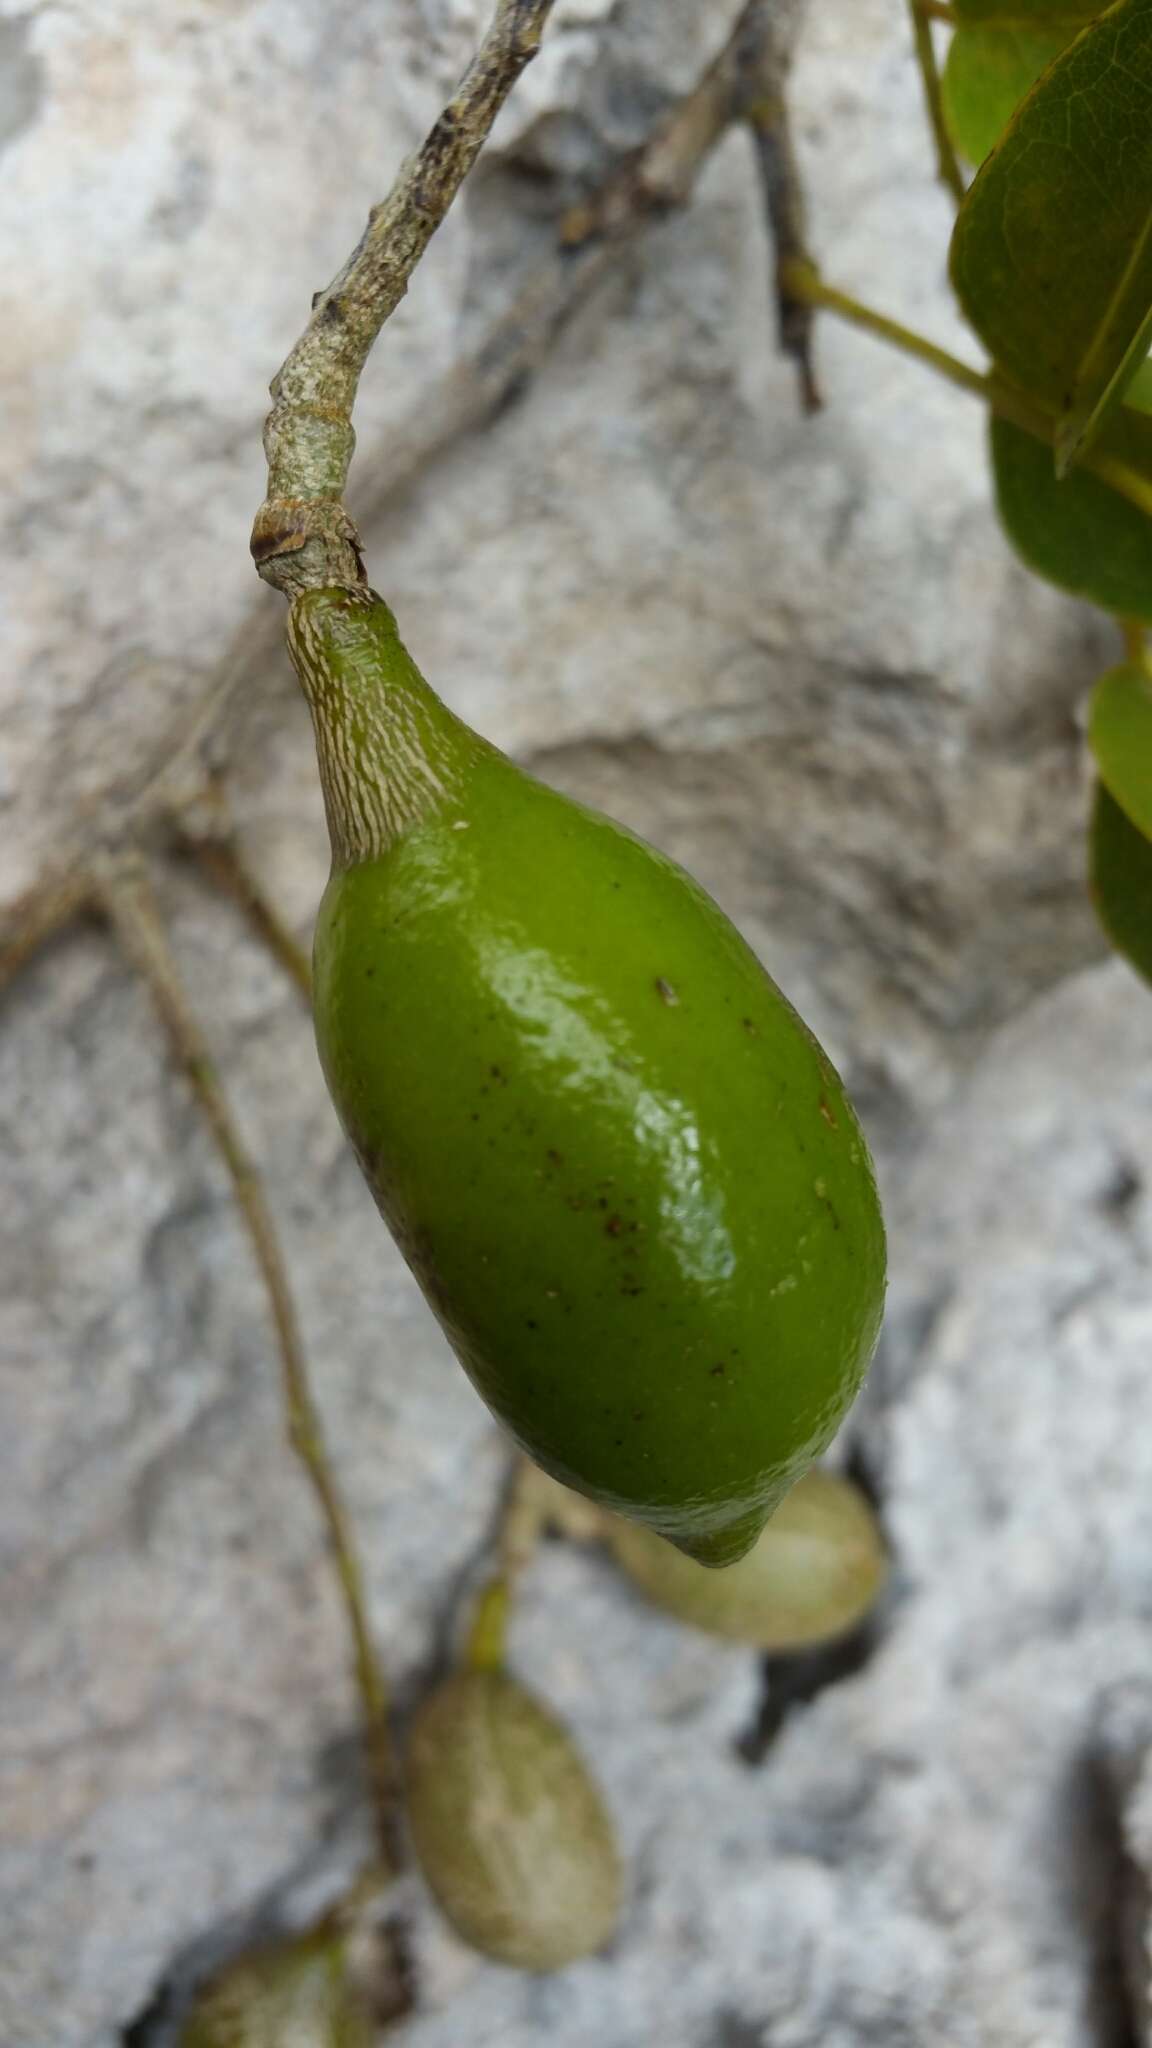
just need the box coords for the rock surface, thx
[1,1,1148,2044]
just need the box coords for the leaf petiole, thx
[905,0,965,203]
[783,262,1152,525]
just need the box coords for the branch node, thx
[251,497,365,596]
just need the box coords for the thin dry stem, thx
[738,1,821,413]
[176,822,312,1002]
[559,1,818,405]
[253,0,556,597]
[0,873,94,1000]
[97,855,401,1866]
[561,0,792,247]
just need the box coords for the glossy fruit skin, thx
[607,1466,887,1649]
[405,1668,621,1970]
[290,587,886,1566]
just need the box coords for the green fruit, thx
[608,1466,887,1649]
[290,586,886,1566]
[178,1925,374,2048]
[404,1667,621,1970]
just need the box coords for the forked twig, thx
[96,854,401,1867]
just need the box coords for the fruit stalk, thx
[251,0,556,599]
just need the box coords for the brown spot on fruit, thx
[819,1095,839,1130]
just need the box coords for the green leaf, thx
[990,401,1152,618]
[950,0,1152,474]
[952,0,1099,19]
[1090,780,1152,987]
[1088,661,1152,838]
[942,25,1079,167]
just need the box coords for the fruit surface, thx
[608,1466,887,1649]
[178,1924,374,2047]
[290,587,886,1565]
[404,1667,621,1970]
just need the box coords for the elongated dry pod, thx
[178,1923,375,2048]
[291,586,886,1566]
[405,1667,621,1969]
[608,1467,886,1649]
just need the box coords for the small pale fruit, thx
[405,1667,621,1970]
[178,1924,375,2048]
[608,1467,887,1650]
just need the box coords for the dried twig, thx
[174,795,313,1002]
[252,0,557,598]
[97,854,401,1868]
[737,3,821,412]
[561,0,792,246]
[0,873,95,999]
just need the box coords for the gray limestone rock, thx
[1,1,1147,2044]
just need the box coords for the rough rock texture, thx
[1,1,1148,2044]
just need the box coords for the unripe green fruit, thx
[290,587,886,1566]
[607,1466,887,1649]
[405,1667,621,1970]
[178,1925,374,2047]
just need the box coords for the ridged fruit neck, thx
[287,585,477,868]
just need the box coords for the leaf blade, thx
[990,401,1152,618]
[951,0,1152,467]
[953,0,1100,20]
[1088,660,1152,839]
[1090,779,1152,987]
[942,23,1077,167]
